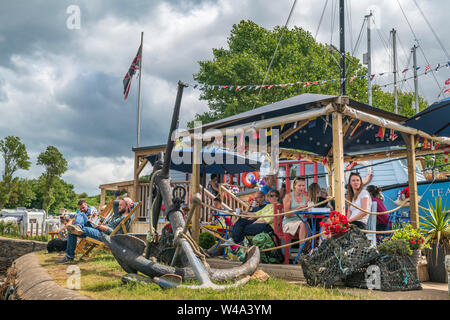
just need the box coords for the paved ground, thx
[288,280,449,300]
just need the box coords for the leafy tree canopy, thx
[0,136,31,183]
[190,20,428,127]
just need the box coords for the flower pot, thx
[410,249,421,267]
[426,244,448,283]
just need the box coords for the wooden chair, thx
[75,199,115,256]
[273,204,300,264]
[77,201,142,261]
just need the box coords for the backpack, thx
[251,232,284,264]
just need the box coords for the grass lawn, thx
[36,251,374,300]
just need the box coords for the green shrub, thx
[198,232,216,249]
[378,239,412,256]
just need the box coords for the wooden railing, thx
[219,184,250,213]
[136,180,252,223]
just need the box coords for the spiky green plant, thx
[419,197,449,262]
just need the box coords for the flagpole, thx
[137,31,143,146]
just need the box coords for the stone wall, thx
[0,236,47,274]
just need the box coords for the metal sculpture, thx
[103,81,260,289]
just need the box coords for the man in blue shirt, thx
[260,174,276,203]
[55,198,131,264]
[77,199,98,221]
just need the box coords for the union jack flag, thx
[123,44,142,100]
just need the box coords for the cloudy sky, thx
[1,0,449,196]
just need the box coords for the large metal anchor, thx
[103,81,260,290]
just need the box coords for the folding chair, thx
[78,201,142,261]
[273,204,299,264]
[75,199,115,255]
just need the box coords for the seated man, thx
[228,190,279,245]
[55,198,132,264]
[77,199,98,220]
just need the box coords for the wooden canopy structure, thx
[185,94,449,234]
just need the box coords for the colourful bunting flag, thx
[350,120,362,137]
[389,129,398,141]
[376,126,386,139]
[425,65,430,72]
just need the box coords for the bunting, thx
[184,60,450,92]
[376,126,386,139]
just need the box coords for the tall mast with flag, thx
[123,32,144,146]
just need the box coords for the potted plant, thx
[390,224,428,266]
[420,197,449,283]
[378,238,412,257]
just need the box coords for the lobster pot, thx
[299,226,379,288]
[345,255,422,291]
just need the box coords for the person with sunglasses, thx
[228,190,280,245]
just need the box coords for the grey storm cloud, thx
[1,0,450,195]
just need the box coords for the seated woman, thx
[282,177,309,240]
[228,190,280,245]
[347,172,372,230]
[306,182,332,234]
[210,197,233,227]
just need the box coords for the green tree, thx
[5,178,36,208]
[0,136,31,208]
[29,177,77,214]
[190,20,428,126]
[36,146,68,213]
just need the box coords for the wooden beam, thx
[332,111,346,214]
[191,139,201,243]
[342,106,450,144]
[401,133,420,228]
[192,104,335,141]
[136,158,149,176]
[279,120,310,142]
[344,146,445,162]
[100,188,106,208]
[133,152,139,202]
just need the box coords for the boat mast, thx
[391,28,398,113]
[412,44,419,113]
[339,0,346,96]
[365,12,373,105]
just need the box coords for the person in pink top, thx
[366,185,389,232]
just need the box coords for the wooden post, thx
[404,133,420,228]
[191,138,201,242]
[332,111,346,214]
[133,153,139,202]
[100,188,106,208]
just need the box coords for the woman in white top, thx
[346,172,372,230]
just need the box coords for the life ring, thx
[223,174,233,184]
[242,171,259,188]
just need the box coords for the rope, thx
[360,229,398,234]
[345,199,409,215]
[202,197,334,219]
[200,225,325,252]
[146,169,162,242]
[178,231,209,269]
